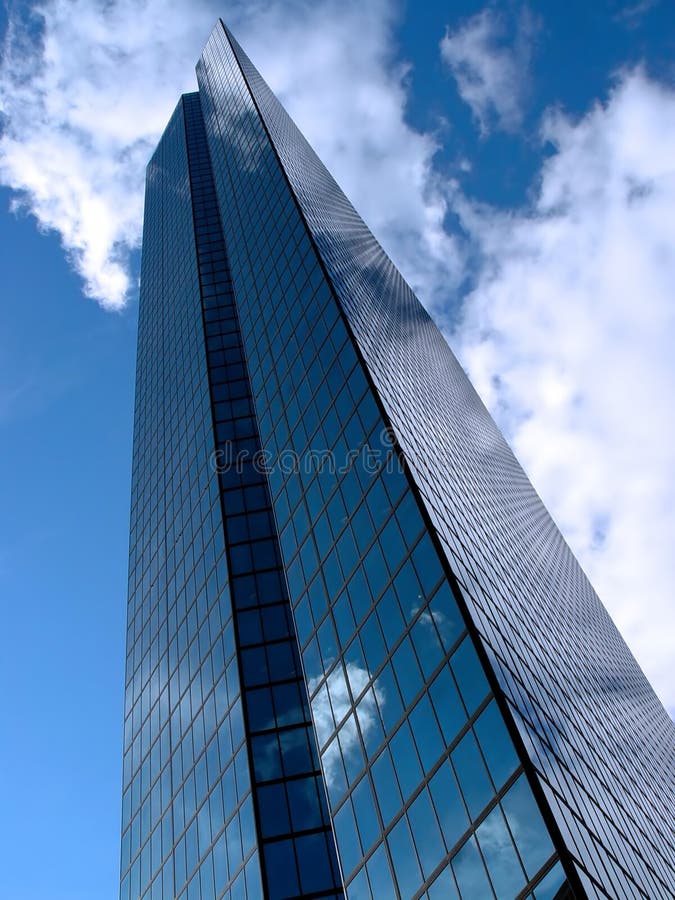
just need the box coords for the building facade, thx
[120,20,675,900]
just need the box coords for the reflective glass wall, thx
[124,17,675,900]
[181,91,343,900]
[123,98,263,900]
[197,23,570,900]
[195,19,675,900]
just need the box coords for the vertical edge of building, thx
[181,90,344,900]
[123,86,345,900]
[122,95,265,900]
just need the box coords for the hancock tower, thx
[120,20,675,900]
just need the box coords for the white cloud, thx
[440,6,538,135]
[614,0,659,26]
[0,0,458,310]
[310,663,383,789]
[454,69,675,713]
[0,0,224,309]
[235,0,461,309]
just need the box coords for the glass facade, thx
[122,19,675,900]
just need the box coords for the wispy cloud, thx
[310,663,383,788]
[454,69,675,711]
[614,0,659,26]
[440,5,539,135]
[0,0,222,309]
[0,0,458,311]
[236,0,462,311]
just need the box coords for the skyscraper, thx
[121,19,675,900]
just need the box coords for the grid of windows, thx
[182,91,343,900]
[122,98,261,900]
[196,23,567,899]
[215,21,675,900]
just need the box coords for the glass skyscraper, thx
[121,20,675,900]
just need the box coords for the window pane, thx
[264,840,299,900]
[477,805,526,898]
[429,762,470,852]
[452,836,494,898]
[372,747,402,826]
[351,776,380,853]
[501,776,555,879]
[387,816,422,898]
[474,700,520,790]
[451,730,494,819]
[296,833,335,894]
[389,721,422,800]
[534,862,568,899]
[428,864,460,899]
[334,799,361,876]
[408,789,446,878]
[451,637,490,715]
[365,842,395,898]
[429,665,466,744]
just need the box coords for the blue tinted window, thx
[258,782,289,837]
[356,687,384,757]
[373,665,403,734]
[409,693,444,773]
[474,700,519,789]
[412,534,443,595]
[338,715,365,784]
[240,795,256,857]
[359,613,386,672]
[334,799,361,876]
[451,638,490,715]
[363,542,388,600]
[501,776,555,879]
[287,777,322,831]
[428,584,465,652]
[477,805,526,898]
[392,637,423,706]
[429,761,469,852]
[371,748,402,826]
[387,816,422,898]
[452,835,493,898]
[452,731,493,819]
[264,840,299,899]
[377,587,404,650]
[533,862,567,899]
[408,789,446,878]
[410,614,444,680]
[393,560,422,623]
[351,777,380,853]
[296,833,335,894]
[389,722,422,800]
[226,814,242,873]
[427,864,460,899]
[365,842,395,897]
[429,665,466,744]
[346,867,369,900]
[279,727,313,776]
[334,592,356,646]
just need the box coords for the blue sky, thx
[1,1,674,897]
